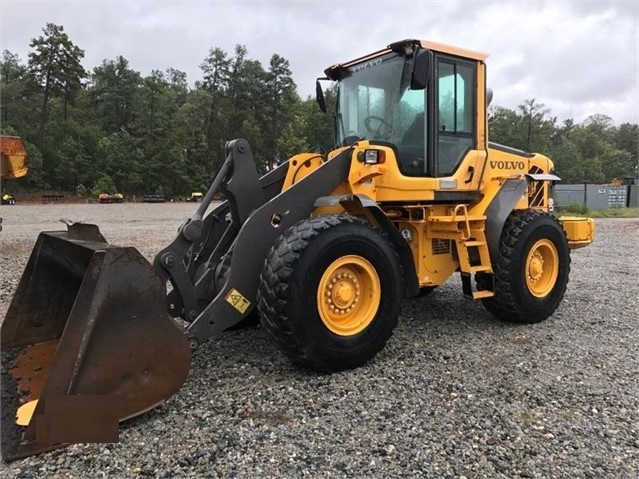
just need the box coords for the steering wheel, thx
[364,115,392,138]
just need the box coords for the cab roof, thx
[417,39,488,61]
[324,39,488,79]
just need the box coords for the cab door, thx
[432,54,486,192]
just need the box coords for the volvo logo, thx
[350,58,383,73]
[489,160,525,170]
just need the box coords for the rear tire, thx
[478,209,570,324]
[257,215,403,372]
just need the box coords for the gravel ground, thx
[0,203,637,478]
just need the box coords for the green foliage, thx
[2,22,637,199]
[28,24,86,97]
[28,23,86,151]
[96,130,145,194]
[489,104,637,183]
[299,84,336,154]
[89,56,141,133]
[91,174,116,196]
[557,203,590,216]
[588,208,639,218]
[1,50,28,125]
[76,183,88,198]
[277,111,310,160]
[556,205,639,218]
[264,53,299,163]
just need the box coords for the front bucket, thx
[1,226,191,461]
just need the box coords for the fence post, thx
[583,182,587,208]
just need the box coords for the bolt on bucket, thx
[1,224,191,462]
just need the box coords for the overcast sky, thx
[1,1,638,124]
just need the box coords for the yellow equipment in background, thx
[98,193,124,203]
[1,136,27,229]
[2,193,17,205]
[187,192,204,202]
[0,136,28,180]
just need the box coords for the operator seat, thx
[398,113,426,174]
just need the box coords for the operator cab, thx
[322,39,486,180]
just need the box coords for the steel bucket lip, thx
[1,231,191,462]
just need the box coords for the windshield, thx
[336,52,427,166]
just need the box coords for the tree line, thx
[1,23,636,197]
[489,99,637,184]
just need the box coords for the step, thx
[428,214,486,223]
[468,265,492,273]
[463,240,487,247]
[461,272,494,299]
[472,290,494,299]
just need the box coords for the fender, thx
[484,178,528,264]
[314,194,420,298]
[484,175,559,263]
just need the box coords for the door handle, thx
[464,166,475,184]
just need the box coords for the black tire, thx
[257,215,403,372]
[478,209,570,324]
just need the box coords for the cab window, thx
[437,59,475,176]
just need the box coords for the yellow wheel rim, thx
[525,239,559,298]
[317,255,381,336]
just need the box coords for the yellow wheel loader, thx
[0,39,595,461]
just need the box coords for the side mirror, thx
[316,79,327,113]
[410,50,430,90]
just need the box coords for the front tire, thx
[257,215,403,371]
[479,209,570,324]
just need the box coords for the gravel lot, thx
[0,203,637,478]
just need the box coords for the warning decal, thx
[225,288,251,314]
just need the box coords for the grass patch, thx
[557,203,590,216]
[555,205,639,218]
[587,208,639,218]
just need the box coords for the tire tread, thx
[479,209,570,324]
[257,215,399,371]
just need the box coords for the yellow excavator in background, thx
[1,40,594,461]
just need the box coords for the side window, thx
[357,85,385,139]
[341,84,386,138]
[437,59,475,176]
[394,87,425,145]
[393,87,427,174]
[359,86,385,118]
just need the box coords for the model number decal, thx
[490,160,525,170]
